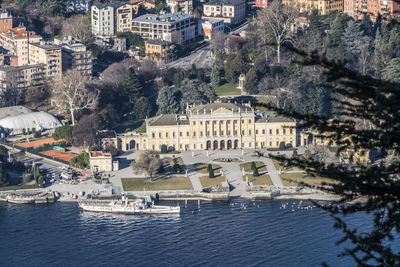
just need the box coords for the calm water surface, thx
[0,199,380,266]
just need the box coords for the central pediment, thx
[212,107,232,114]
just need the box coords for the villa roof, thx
[188,102,252,114]
[97,130,117,139]
[148,114,190,126]
[255,111,296,123]
[1,27,41,40]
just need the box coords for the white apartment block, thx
[132,12,196,43]
[203,0,246,24]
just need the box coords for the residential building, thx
[202,0,246,24]
[0,27,42,66]
[0,54,18,66]
[282,0,344,15]
[29,42,62,80]
[0,64,45,94]
[0,9,13,31]
[116,3,135,32]
[166,0,193,14]
[91,2,132,37]
[344,0,400,20]
[113,101,297,151]
[254,0,271,8]
[145,39,175,63]
[54,37,92,75]
[132,12,196,42]
[199,19,225,40]
[67,0,92,13]
[89,151,119,172]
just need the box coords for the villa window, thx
[234,130,237,135]
[180,132,182,137]
[242,130,245,135]
[276,141,279,146]
[166,132,169,138]
[276,129,279,135]
[193,122,196,125]
[256,130,258,134]
[173,132,175,138]
[269,129,272,135]
[200,121,203,125]
[249,130,252,135]
[283,129,286,135]
[159,132,161,138]
[186,131,189,137]
[227,130,231,135]
[269,141,272,146]
[200,131,203,136]
[152,132,155,138]
[221,131,224,135]
[194,144,196,149]
[214,131,217,135]
[262,129,265,134]
[207,131,210,136]
[290,129,293,134]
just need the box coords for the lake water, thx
[0,198,381,266]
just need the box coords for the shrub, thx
[253,168,259,177]
[33,131,41,138]
[293,150,299,158]
[22,128,26,135]
[250,161,256,171]
[52,125,73,142]
[279,142,286,150]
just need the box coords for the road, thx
[164,21,249,70]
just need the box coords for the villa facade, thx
[112,102,298,152]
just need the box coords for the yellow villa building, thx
[108,102,298,152]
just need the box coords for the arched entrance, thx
[206,140,211,150]
[234,140,239,149]
[129,140,136,150]
[213,140,218,150]
[220,140,225,150]
[227,140,232,149]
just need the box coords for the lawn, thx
[199,175,227,188]
[280,172,337,187]
[216,83,241,96]
[194,163,222,174]
[0,184,39,191]
[113,120,146,133]
[271,158,294,171]
[239,161,267,173]
[242,174,273,185]
[121,177,193,191]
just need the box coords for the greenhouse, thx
[0,111,62,135]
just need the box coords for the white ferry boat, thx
[78,196,180,215]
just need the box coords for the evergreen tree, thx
[381,58,400,83]
[156,86,180,114]
[210,53,224,88]
[225,50,249,83]
[254,54,269,77]
[208,164,214,178]
[180,79,217,107]
[342,20,365,57]
[309,9,325,34]
[327,12,349,48]
[244,68,258,94]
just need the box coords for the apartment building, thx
[254,0,271,8]
[344,0,400,20]
[145,39,175,63]
[0,9,13,31]
[166,0,193,14]
[282,0,343,15]
[132,12,196,42]
[202,0,246,24]
[0,64,45,94]
[199,19,225,40]
[0,27,42,66]
[54,37,92,75]
[116,3,135,32]
[67,0,92,13]
[29,42,62,80]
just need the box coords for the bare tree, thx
[51,69,99,126]
[0,71,22,107]
[358,36,372,75]
[256,0,297,64]
[61,14,92,43]
[210,31,227,53]
[101,58,137,87]
[225,36,240,54]
[131,151,162,181]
